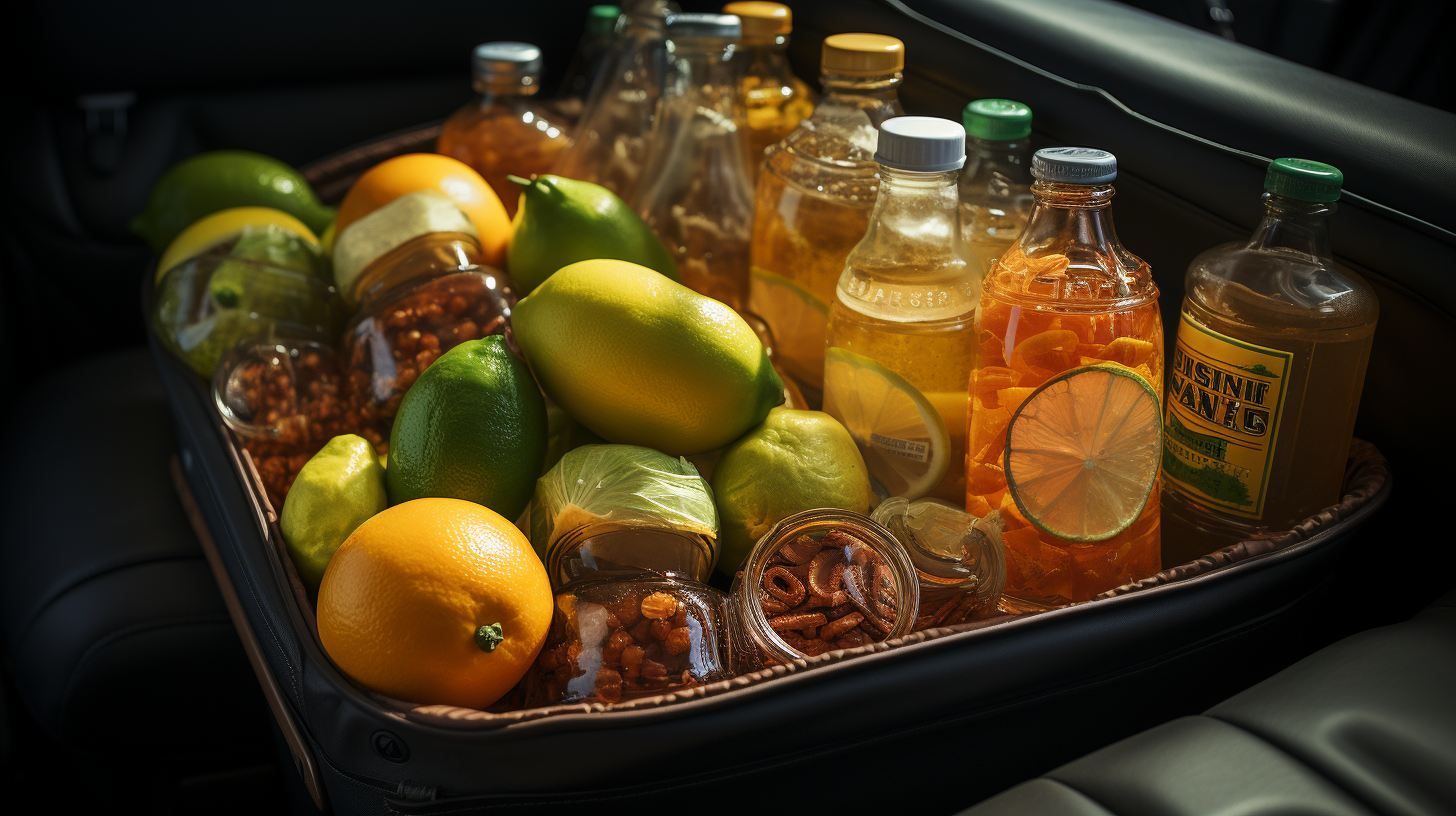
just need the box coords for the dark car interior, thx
[3,0,1453,814]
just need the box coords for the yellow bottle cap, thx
[722,2,791,41]
[821,33,904,76]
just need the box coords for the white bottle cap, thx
[874,116,967,173]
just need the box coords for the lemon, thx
[1004,364,1161,542]
[710,407,874,575]
[822,347,951,502]
[387,336,548,521]
[156,206,319,283]
[511,259,783,456]
[280,435,388,591]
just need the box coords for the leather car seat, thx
[0,348,263,762]
[954,588,1456,815]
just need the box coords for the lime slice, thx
[1004,364,1161,542]
[749,266,829,386]
[823,347,950,501]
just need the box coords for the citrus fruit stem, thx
[475,623,505,652]
[507,175,534,189]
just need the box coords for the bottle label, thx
[1162,313,1292,520]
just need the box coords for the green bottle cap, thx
[962,99,1033,141]
[587,5,622,38]
[1264,158,1342,202]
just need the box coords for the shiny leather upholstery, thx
[0,349,257,757]
[955,590,1456,816]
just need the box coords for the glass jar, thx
[633,12,756,311]
[333,192,517,450]
[437,42,571,218]
[153,251,344,379]
[520,574,734,706]
[748,33,906,396]
[721,1,815,181]
[730,508,919,665]
[958,99,1035,271]
[872,498,1006,630]
[546,523,717,591]
[551,0,679,200]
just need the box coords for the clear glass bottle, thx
[872,497,1006,630]
[730,508,919,664]
[436,42,571,219]
[823,117,980,506]
[959,99,1035,271]
[966,149,1164,610]
[721,1,815,181]
[748,33,905,396]
[632,13,755,310]
[1161,159,1378,564]
[550,0,679,201]
[550,5,623,124]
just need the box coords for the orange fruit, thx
[316,498,552,709]
[335,154,510,267]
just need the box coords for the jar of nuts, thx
[520,575,734,707]
[729,509,920,665]
[333,190,518,448]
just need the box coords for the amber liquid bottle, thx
[721,1,815,181]
[1161,159,1378,564]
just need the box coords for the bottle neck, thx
[471,76,541,97]
[819,70,903,115]
[964,135,1034,189]
[739,38,792,80]
[994,180,1152,302]
[1246,192,1336,265]
[1020,181,1118,251]
[349,233,483,309]
[666,40,741,93]
[879,164,961,194]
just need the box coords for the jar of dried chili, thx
[332,190,517,450]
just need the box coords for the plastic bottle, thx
[959,99,1035,271]
[966,148,1163,610]
[551,0,679,201]
[721,1,815,181]
[1161,159,1378,564]
[747,33,906,396]
[552,5,623,123]
[632,13,755,310]
[436,42,571,218]
[822,116,980,506]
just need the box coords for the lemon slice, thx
[749,266,829,386]
[1004,364,1161,542]
[823,347,950,501]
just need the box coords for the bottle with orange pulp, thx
[1161,159,1377,564]
[959,99,1035,272]
[967,148,1164,611]
[633,13,754,310]
[749,33,905,397]
[436,42,571,219]
[823,117,980,506]
[721,2,815,181]
[551,0,679,201]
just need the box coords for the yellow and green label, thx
[1162,314,1291,519]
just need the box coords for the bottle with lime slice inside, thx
[823,116,982,507]
[968,148,1164,610]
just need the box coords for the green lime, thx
[821,347,951,501]
[387,336,548,520]
[1004,364,1161,542]
[280,435,388,591]
[711,407,874,576]
[131,150,336,253]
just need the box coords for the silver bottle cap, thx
[874,116,967,173]
[1031,147,1117,184]
[472,42,544,85]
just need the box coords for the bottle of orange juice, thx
[721,2,815,181]
[748,33,906,397]
[436,43,571,218]
[966,148,1164,610]
[823,116,980,506]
